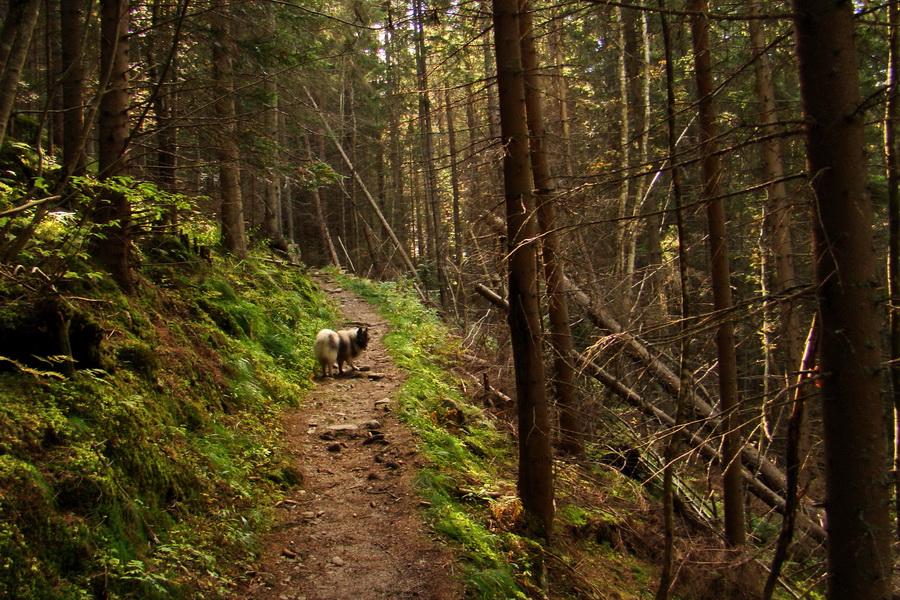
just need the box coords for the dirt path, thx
[228,277,462,600]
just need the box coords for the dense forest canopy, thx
[1,0,899,597]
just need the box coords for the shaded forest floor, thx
[228,276,462,600]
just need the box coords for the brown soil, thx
[228,277,463,600]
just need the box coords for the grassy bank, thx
[0,252,334,599]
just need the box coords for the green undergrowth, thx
[0,249,335,599]
[340,275,664,599]
[338,275,539,598]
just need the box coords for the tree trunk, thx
[688,0,745,546]
[885,0,900,542]
[483,0,498,142]
[614,5,632,282]
[262,75,285,248]
[750,1,806,465]
[279,103,294,243]
[493,0,554,537]
[519,2,583,459]
[93,0,134,294]
[656,4,687,596]
[260,7,284,249]
[792,1,892,597]
[445,88,463,272]
[413,0,449,310]
[549,13,573,178]
[632,10,658,281]
[148,0,185,231]
[210,1,246,258]
[445,87,466,323]
[763,316,819,600]
[384,6,407,255]
[0,0,41,149]
[60,0,87,174]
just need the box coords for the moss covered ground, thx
[0,250,334,599]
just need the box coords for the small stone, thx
[332,556,345,567]
[281,547,297,559]
[327,423,359,432]
[363,419,382,429]
[301,511,316,519]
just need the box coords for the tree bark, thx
[792,1,892,597]
[763,316,818,600]
[279,102,294,244]
[519,1,583,459]
[631,9,658,281]
[210,1,246,258]
[383,5,407,254]
[147,0,185,231]
[305,139,338,266]
[445,88,463,271]
[493,0,554,537]
[60,0,87,174]
[260,7,285,249]
[413,0,449,311]
[0,0,42,149]
[750,1,806,466]
[885,0,900,542]
[688,0,745,546]
[445,87,466,322]
[93,0,134,293]
[614,5,632,282]
[656,4,686,595]
[549,13,573,178]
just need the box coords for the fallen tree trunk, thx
[473,274,791,498]
[471,278,826,543]
[474,282,509,310]
[578,353,826,544]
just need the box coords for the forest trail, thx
[228,275,462,600]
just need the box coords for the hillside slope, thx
[0,252,332,599]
